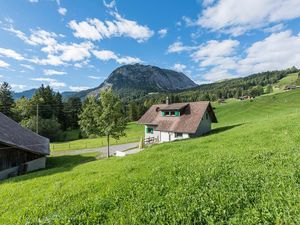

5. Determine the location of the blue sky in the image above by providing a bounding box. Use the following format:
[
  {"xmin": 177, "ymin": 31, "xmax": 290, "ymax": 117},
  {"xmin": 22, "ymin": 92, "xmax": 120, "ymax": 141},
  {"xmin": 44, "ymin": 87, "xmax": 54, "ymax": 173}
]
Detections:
[{"xmin": 1, "ymin": 0, "xmax": 300, "ymax": 92}]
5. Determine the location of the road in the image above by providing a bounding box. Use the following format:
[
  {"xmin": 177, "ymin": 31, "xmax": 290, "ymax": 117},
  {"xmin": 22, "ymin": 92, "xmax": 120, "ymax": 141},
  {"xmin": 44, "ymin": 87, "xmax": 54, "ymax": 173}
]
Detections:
[{"xmin": 51, "ymin": 142, "xmax": 139, "ymax": 156}]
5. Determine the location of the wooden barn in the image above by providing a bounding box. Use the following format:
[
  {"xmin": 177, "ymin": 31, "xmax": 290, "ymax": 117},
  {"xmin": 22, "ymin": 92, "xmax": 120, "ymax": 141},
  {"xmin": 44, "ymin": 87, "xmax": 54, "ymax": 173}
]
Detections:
[{"xmin": 0, "ymin": 112, "xmax": 50, "ymax": 180}]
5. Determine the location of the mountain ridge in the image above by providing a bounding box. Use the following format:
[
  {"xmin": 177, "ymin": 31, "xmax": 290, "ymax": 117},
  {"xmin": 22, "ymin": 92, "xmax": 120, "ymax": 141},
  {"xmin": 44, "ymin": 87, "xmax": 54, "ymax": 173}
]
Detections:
[{"xmin": 14, "ymin": 64, "xmax": 198, "ymax": 101}]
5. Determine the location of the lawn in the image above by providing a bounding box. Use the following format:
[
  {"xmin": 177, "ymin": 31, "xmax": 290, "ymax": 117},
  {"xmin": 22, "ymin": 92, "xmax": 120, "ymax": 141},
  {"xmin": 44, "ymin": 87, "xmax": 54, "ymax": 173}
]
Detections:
[
  {"xmin": 1, "ymin": 90, "xmax": 300, "ymax": 224},
  {"xmin": 50, "ymin": 122, "xmax": 144, "ymax": 152},
  {"xmin": 277, "ymin": 72, "xmax": 299, "ymax": 88}
]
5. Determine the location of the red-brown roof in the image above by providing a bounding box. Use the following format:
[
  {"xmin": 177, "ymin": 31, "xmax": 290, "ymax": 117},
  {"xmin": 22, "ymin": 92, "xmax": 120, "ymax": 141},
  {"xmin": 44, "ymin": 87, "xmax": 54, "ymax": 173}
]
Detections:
[
  {"xmin": 138, "ymin": 101, "xmax": 217, "ymax": 134},
  {"xmin": 160, "ymin": 103, "xmax": 188, "ymax": 111}
]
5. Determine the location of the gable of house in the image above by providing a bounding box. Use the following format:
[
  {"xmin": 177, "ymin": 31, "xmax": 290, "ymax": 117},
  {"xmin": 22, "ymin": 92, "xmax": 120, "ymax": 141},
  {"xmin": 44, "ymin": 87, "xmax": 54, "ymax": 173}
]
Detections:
[{"xmin": 138, "ymin": 101, "xmax": 217, "ymax": 134}]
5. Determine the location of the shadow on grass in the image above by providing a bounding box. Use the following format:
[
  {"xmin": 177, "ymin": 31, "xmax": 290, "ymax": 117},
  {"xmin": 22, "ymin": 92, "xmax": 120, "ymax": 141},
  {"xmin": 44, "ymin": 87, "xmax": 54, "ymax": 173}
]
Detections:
[
  {"xmin": 1, "ymin": 154, "xmax": 97, "ymax": 184},
  {"xmin": 211, "ymin": 123, "xmax": 244, "ymax": 135}
]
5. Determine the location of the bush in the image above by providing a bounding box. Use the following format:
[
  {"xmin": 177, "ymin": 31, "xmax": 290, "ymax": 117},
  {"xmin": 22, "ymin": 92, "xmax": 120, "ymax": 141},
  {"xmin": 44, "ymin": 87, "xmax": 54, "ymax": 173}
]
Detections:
[{"xmin": 21, "ymin": 116, "xmax": 62, "ymax": 141}]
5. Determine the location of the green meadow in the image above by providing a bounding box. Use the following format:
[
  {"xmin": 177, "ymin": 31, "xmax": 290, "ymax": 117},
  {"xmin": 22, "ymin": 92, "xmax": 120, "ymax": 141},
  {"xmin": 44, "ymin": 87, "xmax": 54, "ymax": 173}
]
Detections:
[
  {"xmin": 1, "ymin": 89, "xmax": 300, "ymax": 224},
  {"xmin": 50, "ymin": 122, "xmax": 144, "ymax": 152}
]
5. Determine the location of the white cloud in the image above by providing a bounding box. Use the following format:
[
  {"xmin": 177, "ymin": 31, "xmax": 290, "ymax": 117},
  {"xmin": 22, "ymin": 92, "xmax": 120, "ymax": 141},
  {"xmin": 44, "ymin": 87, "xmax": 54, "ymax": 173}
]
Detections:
[
  {"xmin": 263, "ymin": 23, "xmax": 285, "ymax": 33},
  {"xmin": 192, "ymin": 39, "xmax": 239, "ymax": 69},
  {"xmin": 74, "ymin": 60, "xmax": 89, "ymax": 68},
  {"xmin": 93, "ymin": 49, "xmax": 142, "ymax": 64},
  {"xmin": 69, "ymin": 12, "xmax": 154, "ymax": 42},
  {"xmin": 92, "ymin": 50, "xmax": 117, "ymax": 61},
  {"xmin": 182, "ymin": 16, "xmax": 195, "ymax": 27},
  {"xmin": 58, "ymin": 42, "xmax": 93, "ymax": 62},
  {"xmin": 0, "ymin": 48, "xmax": 24, "ymax": 60},
  {"xmin": 43, "ymin": 69, "xmax": 66, "ymax": 76},
  {"xmin": 0, "ymin": 74, "xmax": 3, "ymax": 78},
  {"xmin": 58, "ymin": 7, "xmax": 67, "ymax": 16},
  {"xmin": 172, "ymin": 63, "xmax": 186, "ymax": 73},
  {"xmin": 199, "ymin": 0, "xmax": 300, "ymax": 36},
  {"xmin": 69, "ymin": 86, "xmax": 90, "ymax": 91},
  {"xmin": 2, "ymin": 26, "xmax": 31, "ymax": 44},
  {"xmin": 30, "ymin": 41, "xmax": 93, "ymax": 66},
  {"xmin": 25, "ymin": 29, "xmax": 58, "ymax": 46},
  {"xmin": 50, "ymin": 81, "xmax": 66, "ymax": 88},
  {"xmin": 202, "ymin": 0, "xmax": 215, "ymax": 6},
  {"xmin": 29, "ymin": 0, "xmax": 38, "ymax": 2},
  {"xmin": 30, "ymin": 55, "xmax": 65, "ymax": 66},
  {"xmin": 103, "ymin": 0, "xmax": 116, "ymax": 9},
  {"xmin": 203, "ymin": 68, "xmax": 234, "ymax": 82},
  {"xmin": 88, "ymin": 76, "xmax": 101, "ymax": 80},
  {"xmin": 238, "ymin": 30, "xmax": 300, "ymax": 74},
  {"xmin": 158, "ymin": 29, "xmax": 167, "ymax": 38},
  {"xmin": 0, "ymin": 60, "xmax": 9, "ymax": 68},
  {"xmin": 21, "ymin": 64, "xmax": 34, "ymax": 70},
  {"xmin": 11, "ymin": 84, "xmax": 27, "ymax": 90},
  {"xmin": 31, "ymin": 77, "xmax": 66, "ymax": 88},
  {"xmin": 116, "ymin": 56, "xmax": 141, "ymax": 64},
  {"xmin": 31, "ymin": 77, "xmax": 55, "ymax": 82},
  {"xmin": 167, "ymin": 41, "xmax": 196, "ymax": 53}
]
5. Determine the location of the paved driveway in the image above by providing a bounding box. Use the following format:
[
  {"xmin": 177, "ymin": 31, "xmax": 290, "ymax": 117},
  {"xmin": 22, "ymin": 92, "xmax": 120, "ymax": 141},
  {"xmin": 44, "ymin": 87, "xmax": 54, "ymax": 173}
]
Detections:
[{"xmin": 51, "ymin": 142, "xmax": 139, "ymax": 156}]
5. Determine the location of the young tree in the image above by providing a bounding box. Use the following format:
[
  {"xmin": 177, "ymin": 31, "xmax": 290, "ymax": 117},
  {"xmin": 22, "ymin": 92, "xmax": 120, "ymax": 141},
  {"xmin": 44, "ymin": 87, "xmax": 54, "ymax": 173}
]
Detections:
[
  {"xmin": 0, "ymin": 82, "xmax": 14, "ymax": 118},
  {"xmin": 265, "ymin": 84, "xmax": 273, "ymax": 94},
  {"xmin": 79, "ymin": 89, "xmax": 126, "ymax": 157},
  {"xmin": 99, "ymin": 89, "xmax": 126, "ymax": 157}
]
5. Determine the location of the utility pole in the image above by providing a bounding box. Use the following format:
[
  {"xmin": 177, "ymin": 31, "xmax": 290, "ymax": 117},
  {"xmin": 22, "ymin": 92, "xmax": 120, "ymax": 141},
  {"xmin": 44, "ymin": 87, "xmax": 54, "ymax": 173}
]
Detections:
[{"xmin": 36, "ymin": 104, "xmax": 39, "ymax": 134}]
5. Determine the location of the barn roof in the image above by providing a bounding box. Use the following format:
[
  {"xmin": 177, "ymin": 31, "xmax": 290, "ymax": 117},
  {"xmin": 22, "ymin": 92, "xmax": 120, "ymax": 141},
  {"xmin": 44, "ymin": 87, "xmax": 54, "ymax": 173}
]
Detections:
[
  {"xmin": 0, "ymin": 112, "xmax": 50, "ymax": 155},
  {"xmin": 138, "ymin": 101, "xmax": 217, "ymax": 134}
]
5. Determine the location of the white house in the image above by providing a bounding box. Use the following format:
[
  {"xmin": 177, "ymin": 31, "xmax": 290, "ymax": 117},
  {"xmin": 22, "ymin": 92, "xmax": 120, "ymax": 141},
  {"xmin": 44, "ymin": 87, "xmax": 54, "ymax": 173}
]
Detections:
[{"xmin": 138, "ymin": 101, "xmax": 217, "ymax": 143}]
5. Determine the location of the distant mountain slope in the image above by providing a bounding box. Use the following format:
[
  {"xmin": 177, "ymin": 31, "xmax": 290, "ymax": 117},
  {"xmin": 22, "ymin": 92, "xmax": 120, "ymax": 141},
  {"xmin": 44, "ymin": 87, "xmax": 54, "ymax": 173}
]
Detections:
[
  {"xmin": 13, "ymin": 88, "xmax": 37, "ymax": 99},
  {"xmin": 73, "ymin": 64, "xmax": 198, "ymax": 101}
]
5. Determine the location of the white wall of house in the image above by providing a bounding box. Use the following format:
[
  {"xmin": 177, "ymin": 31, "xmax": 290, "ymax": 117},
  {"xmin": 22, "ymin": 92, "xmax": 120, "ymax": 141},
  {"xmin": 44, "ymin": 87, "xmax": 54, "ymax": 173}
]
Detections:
[
  {"xmin": 0, "ymin": 157, "xmax": 46, "ymax": 181},
  {"xmin": 192, "ymin": 110, "xmax": 212, "ymax": 137},
  {"xmin": 145, "ymin": 125, "xmax": 190, "ymax": 143},
  {"xmin": 160, "ymin": 131, "xmax": 189, "ymax": 143},
  {"xmin": 144, "ymin": 109, "xmax": 212, "ymax": 144},
  {"xmin": 145, "ymin": 125, "xmax": 160, "ymax": 141}
]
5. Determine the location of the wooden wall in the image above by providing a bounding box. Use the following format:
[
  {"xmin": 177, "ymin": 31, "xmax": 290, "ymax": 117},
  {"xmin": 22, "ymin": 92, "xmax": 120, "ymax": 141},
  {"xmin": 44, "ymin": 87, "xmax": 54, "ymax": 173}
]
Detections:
[{"xmin": 0, "ymin": 143, "xmax": 41, "ymax": 171}]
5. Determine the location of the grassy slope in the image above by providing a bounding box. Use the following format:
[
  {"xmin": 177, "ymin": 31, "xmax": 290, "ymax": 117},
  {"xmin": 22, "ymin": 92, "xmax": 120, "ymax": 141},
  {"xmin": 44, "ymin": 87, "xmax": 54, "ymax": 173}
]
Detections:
[
  {"xmin": 50, "ymin": 122, "xmax": 144, "ymax": 152},
  {"xmin": 277, "ymin": 72, "xmax": 298, "ymax": 88},
  {"xmin": 1, "ymin": 90, "xmax": 300, "ymax": 224}
]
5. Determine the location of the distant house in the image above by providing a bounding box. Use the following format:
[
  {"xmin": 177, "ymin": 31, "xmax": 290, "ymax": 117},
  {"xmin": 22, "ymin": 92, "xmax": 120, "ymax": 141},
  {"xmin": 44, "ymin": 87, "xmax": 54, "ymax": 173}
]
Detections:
[
  {"xmin": 284, "ymin": 85, "xmax": 299, "ymax": 91},
  {"xmin": 239, "ymin": 95, "xmax": 253, "ymax": 100},
  {"xmin": 138, "ymin": 100, "xmax": 217, "ymax": 143},
  {"xmin": 0, "ymin": 112, "xmax": 50, "ymax": 180}
]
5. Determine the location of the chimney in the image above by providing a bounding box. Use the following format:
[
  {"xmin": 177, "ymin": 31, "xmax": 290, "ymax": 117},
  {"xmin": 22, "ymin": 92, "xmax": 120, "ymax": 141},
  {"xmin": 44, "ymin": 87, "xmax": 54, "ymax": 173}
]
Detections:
[{"xmin": 166, "ymin": 96, "xmax": 170, "ymax": 105}]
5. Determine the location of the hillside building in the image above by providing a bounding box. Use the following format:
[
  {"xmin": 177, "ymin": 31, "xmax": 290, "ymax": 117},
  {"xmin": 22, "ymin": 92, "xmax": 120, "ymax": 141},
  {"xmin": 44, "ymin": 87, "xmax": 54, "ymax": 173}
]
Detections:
[
  {"xmin": 0, "ymin": 112, "xmax": 50, "ymax": 180},
  {"xmin": 138, "ymin": 100, "xmax": 217, "ymax": 143}
]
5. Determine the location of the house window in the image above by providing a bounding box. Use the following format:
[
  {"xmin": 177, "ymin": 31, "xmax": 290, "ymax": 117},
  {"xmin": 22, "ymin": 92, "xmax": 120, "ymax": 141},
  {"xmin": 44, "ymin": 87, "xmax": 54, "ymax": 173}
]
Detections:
[
  {"xmin": 175, "ymin": 132, "xmax": 183, "ymax": 138},
  {"xmin": 206, "ymin": 112, "xmax": 209, "ymax": 120},
  {"xmin": 146, "ymin": 127, "xmax": 154, "ymax": 134},
  {"xmin": 162, "ymin": 111, "xmax": 180, "ymax": 117}
]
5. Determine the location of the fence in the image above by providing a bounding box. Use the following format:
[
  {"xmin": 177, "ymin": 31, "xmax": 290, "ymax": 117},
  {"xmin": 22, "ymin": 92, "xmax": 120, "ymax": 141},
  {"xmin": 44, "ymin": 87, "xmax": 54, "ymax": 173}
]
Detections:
[{"xmin": 51, "ymin": 137, "xmax": 141, "ymax": 151}]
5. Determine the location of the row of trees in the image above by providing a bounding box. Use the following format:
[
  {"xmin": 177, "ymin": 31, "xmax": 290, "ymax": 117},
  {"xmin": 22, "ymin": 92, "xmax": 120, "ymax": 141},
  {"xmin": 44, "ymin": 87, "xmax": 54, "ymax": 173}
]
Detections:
[
  {"xmin": 0, "ymin": 83, "xmax": 127, "ymax": 154},
  {"xmin": 0, "ymin": 83, "xmax": 82, "ymax": 141}
]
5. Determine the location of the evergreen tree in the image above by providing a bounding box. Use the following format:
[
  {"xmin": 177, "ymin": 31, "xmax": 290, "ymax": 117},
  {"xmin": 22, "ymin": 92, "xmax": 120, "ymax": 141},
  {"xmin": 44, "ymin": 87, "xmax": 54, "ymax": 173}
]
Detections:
[
  {"xmin": 64, "ymin": 97, "xmax": 82, "ymax": 129},
  {"xmin": 0, "ymin": 82, "xmax": 14, "ymax": 117}
]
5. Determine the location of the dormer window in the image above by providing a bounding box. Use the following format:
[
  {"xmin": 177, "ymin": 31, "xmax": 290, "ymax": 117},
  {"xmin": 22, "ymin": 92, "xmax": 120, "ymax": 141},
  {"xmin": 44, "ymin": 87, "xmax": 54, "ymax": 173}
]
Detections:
[{"xmin": 162, "ymin": 111, "xmax": 181, "ymax": 117}]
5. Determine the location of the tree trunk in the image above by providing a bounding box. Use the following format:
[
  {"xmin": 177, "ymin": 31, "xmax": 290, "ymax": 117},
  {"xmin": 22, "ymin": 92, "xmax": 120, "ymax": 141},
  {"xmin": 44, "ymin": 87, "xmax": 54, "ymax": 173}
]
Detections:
[{"xmin": 107, "ymin": 135, "xmax": 110, "ymax": 158}]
